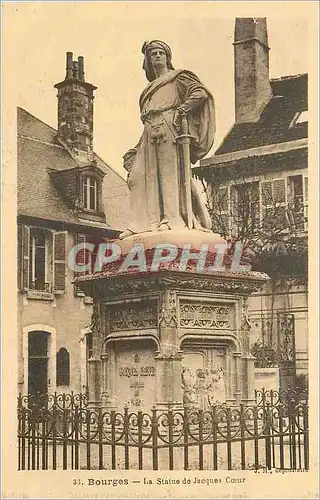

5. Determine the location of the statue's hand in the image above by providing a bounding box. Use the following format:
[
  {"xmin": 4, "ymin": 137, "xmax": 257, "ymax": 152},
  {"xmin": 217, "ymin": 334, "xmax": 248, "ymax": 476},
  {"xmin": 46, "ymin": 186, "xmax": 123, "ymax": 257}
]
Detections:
[{"xmin": 173, "ymin": 106, "xmax": 187, "ymax": 132}]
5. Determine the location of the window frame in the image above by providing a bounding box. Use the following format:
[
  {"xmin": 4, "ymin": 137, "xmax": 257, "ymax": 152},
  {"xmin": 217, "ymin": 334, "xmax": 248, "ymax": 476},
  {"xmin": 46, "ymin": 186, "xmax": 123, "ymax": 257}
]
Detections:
[
  {"xmin": 83, "ymin": 175, "xmax": 98, "ymax": 211},
  {"xmin": 28, "ymin": 228, "xmax": 51, "ymax": 292},
  {"xmin": 18, "ymin": 226, "xmax": 67, "ymax": 295}
]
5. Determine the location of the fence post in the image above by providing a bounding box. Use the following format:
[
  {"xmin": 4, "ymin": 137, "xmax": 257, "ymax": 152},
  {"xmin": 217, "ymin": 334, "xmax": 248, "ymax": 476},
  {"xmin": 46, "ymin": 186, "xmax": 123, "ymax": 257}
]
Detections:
[
  {"xmin": 226, "ymin": 407, "xmax": 232, "ymax": 470},
  {"xmin": 302, "ymin": 403, "xmax": 309, "ymax": 470},
  {"xmin": 41, "ymin": 412, "xmax": 47, "ymax": 470},
  {"xmin": 98, "ymin": 407, "xmax": 103, "ymax": 470},
  {"xmin": 183, "ymin": 407, "xmax": 189, "ymax": 471},
  {"xmin": 74, "ymin": 406, "xmax": 79, "ymax": 470},
  {"xmin": 30, "ymin": 407, "xmax": 36, "ymax": 470},
  {"xmin": 151, "ymin": 407, "xmax": 158, "ymax": 471},
  {"xmin": 111, "ymin": 410, "xmax": 116, "ymax": 470},
  {"xmin": 240, "ymin": 404, "xmax": 246, "ymax": 470},
  {"xmin": 18, "ymin": 396, "xmax": 26, "ymax": 471},
  {"xmin": 124, "ymin": 406, "xmax": 130, "ymax": 470},
  {"xmin": 168, "ymin": 405, "xmax": 174, "ymax": 470},
  {"xmin": 253, "ymin": 406, "xmax": 259, "ymax": 470},
  {"xmin": 198, "ymin": 409, "xmax": 204, "ymax": 471},
  {"xmin": 52, "ymin": 394, "xmax": 57, "ymax": 470},
  {"xmin": 137, "ymin": 411, "xmax": 143, "ymax": 470},
  {"xmin": 86, "ymin": 408, "xmax": 91, "ymax": 470},
  {"xmin": 264, "ymin": 403, "xmax": 272, "ymax": 470},
  {"xmin": 62, "ymin": 408, "xmax": 68, "ymax": 470},
  {"xmin": 289, "ymin": 399, "xmax": 297, "ymax": 469},
  {"xmin": 212, "ymin": 406, "xmax": 218, "ymax": 471},
  {"xmin": 278, "ymin": 403, "xmax": 284, "ymax": 470}
]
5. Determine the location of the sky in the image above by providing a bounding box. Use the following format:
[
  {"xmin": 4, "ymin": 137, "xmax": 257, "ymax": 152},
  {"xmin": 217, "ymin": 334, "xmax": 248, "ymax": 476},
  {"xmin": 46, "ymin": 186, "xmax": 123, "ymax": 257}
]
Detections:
[{"xmin": 5, "ymin": 3, "xmax": 308, "ymax": 178}]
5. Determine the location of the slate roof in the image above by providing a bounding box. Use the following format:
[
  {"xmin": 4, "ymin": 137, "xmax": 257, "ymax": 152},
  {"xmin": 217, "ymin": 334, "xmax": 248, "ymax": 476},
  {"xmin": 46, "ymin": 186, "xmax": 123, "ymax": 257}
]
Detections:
[
  {"xmin": 17, "ymin": 108, "xmax": 131, "ymax": 231},
  {"xmin": 214, "ymin": 74, "xmax": 308, "ymax": 156}
]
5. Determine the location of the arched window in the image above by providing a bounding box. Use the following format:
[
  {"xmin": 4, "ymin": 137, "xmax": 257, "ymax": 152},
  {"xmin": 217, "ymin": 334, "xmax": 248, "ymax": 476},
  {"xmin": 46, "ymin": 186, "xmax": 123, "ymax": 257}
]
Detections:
[{"xmin": 56, "ymin": 348, "xmax": 70, "ymax": 386}]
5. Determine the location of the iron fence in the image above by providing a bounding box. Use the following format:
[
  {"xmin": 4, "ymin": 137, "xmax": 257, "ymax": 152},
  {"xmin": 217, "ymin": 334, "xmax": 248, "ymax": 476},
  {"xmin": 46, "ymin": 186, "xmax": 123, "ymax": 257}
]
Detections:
[{"xmin": 18, "ymin": 390, "xmax": 308, "ymax": 471}]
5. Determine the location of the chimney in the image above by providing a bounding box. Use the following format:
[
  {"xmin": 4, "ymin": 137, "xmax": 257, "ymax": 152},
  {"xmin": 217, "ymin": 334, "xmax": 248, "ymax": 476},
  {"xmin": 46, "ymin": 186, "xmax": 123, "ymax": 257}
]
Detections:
[
  {"xmin": 234, "ymin": 18, "xmax": 272, "ymax": 123},
  {"xmin": 54, "ymin": 52, "xmax": 97, "ymax": 158}
]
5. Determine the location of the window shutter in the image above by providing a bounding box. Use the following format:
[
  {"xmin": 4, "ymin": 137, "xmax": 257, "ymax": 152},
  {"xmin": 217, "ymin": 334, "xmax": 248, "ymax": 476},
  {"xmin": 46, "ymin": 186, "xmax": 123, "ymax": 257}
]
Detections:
[
  {"xmin": 304, "ymin": 176, "xmax": 308, "ymax": 228},
  {"xmin": 18, "ymin": 225, "xmax": 28, "ymax": 290},
  {"xmin": 53, "ymin": 231, "xmax": 67, "ymax": 292},
  {"xmin": 304, "ymin": 176, "xmax": 308, "ymax": 203},
  {"xmin": 273, "ymin": 179, "xmax": 286, "ymax": 204},
  {"xmin": 17, "ymin": 225, "xmax": 22, "ymax": 290},
  {"xmin": 74, "ymin": 234, "xmax": 86, "ymax": 296},
  {"xmin": 19, "ymin": 225, "xmax": 30, "ymax": 291},
  {"xmin": 261, "ymin": 181, "xmax": 273, "ymax": 207}
]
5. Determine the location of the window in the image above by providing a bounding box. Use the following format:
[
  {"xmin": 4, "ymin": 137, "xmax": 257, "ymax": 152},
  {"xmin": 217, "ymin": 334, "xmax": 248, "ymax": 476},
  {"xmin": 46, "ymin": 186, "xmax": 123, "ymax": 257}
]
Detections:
[
  {"xmin": 18, "ymin": 227, "xmax": 67, "ymax": 293},
  {"xmin": 236, "ymin": 182, "xmax": 260, "ymax": 222},
  {"xmin": 56, "ymin": 348, "xmax": 70, "ymax": 386},
  {"xmin": 230, "ymin": 182, "xmax": 260, "ymax": 237},
  {"xmin": 286, "ymin": 175, "xmax": 307, "ymax": 232},
  {"xmin": 261, "ymin": 178, "xmax": 286, "ymax": 231},
  {"xmin": 83, "ymin": 176, "xmax": 98, "ymax": 211},
  {"xmin": 211, "ymin": 175, "xmax": 307, "ymax": 239},
  {"xmin": 74, "ymin": 234, "xmax": 98, "ymax": 296},
  {"xmin": 29, "ymin": 228, "xmax": 50, "ymax": 291}
]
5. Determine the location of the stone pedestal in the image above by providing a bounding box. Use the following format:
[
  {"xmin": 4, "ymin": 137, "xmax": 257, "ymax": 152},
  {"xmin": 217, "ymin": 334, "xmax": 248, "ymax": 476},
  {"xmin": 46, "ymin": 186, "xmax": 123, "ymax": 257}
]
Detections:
[{"xmin": 75, "ymin": 229, "xmax": 269, "ymax": 411}]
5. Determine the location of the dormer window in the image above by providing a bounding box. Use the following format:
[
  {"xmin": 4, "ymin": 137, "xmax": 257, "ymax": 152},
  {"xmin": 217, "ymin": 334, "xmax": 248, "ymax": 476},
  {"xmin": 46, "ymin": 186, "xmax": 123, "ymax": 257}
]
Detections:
[
  {"xmin": 50, "ymin": 164, "xmax": 105, "ymax": 223},
  {"xmin": 83, "ymin": 175, "xmax": 97, "ymax": 211}
]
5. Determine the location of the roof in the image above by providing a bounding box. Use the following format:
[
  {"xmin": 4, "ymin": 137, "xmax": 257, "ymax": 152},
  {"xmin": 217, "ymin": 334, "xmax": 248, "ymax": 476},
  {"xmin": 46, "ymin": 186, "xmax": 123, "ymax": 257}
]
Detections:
[
  {"xmin": 96, "ymin": 155, "xmax": 131, "ymax": 231},
  {"xmin": 17, "ymin": 108, "xmax": 131, "ymax": 231},
  {"xmin": 214, "ymin": 73, "xmax": 308, "ymax": 156}
]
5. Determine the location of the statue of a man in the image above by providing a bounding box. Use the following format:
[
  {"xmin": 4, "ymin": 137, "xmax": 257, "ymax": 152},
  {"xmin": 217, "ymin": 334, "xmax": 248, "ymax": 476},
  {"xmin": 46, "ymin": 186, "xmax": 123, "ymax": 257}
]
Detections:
[{"xmin": 120, "ymin": 40, "xmax": 215, "ymax": 238}]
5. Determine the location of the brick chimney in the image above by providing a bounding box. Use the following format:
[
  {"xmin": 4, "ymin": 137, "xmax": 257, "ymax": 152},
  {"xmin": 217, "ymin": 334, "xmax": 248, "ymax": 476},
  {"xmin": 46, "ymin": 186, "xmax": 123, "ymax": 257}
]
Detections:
[
  {"xmin": 54, "ymin": 53, "xmax": 97, "ymax": 159},
  {"xmin": 234, "ymin": 18, "xmax": 272, "ymax": 123}
]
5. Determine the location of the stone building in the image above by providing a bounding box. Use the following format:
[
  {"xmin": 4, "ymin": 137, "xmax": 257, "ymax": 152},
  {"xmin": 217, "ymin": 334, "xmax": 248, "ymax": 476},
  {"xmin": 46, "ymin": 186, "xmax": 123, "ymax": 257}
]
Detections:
[
  {"xmin": 17, "ymin": 53, "xmax": 130, "ymax": 397},
  {"xmin": 194, "ymin": 18, "xmax": 308, "ymax": 390}
]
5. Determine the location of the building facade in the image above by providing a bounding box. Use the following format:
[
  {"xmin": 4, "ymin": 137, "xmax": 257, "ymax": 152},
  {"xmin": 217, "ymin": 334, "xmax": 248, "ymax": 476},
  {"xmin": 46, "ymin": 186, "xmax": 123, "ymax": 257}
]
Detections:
[
  {"xmin": 17, "ymin": 53, "xmax": 130, "ymax": 397},
  {"xmin": 194, "ymin": 18, "xmax": 308, "ymax": 390}
]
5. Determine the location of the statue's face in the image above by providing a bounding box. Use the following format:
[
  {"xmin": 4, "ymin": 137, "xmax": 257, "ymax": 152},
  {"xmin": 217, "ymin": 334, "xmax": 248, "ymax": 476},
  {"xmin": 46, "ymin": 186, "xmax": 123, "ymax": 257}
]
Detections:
[{"xmin": 149, "ymin": 48, "xmax": 167, "ymax": 69}]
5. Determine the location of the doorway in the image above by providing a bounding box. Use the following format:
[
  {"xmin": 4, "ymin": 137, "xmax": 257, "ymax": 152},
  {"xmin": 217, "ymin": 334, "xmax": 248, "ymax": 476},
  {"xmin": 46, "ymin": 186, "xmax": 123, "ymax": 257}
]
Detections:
[{"xmin": 28, "ymin": 331, "xmax": 49, "ymax": 397}]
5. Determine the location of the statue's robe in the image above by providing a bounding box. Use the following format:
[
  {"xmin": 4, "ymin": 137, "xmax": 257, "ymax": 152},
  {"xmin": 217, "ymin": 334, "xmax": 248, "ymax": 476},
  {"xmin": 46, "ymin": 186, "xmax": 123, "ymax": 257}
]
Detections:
[{"xmin": 124, "ymin": 69, "xmax": 215, "ymax": 233}]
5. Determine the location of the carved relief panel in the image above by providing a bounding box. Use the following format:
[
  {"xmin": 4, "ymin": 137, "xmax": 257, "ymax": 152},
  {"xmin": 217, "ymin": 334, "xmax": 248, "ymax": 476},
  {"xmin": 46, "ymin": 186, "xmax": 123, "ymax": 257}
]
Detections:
[
  {"xmin": 179, "ymin": 301, "xmax": 233, "ymax": 330},
  {"xmin": 108, "ymin": 300, "xmax": 158, "ymax": 332},
  {"xmin": 181, "ymin": 347, "xmax": 228, "ymax": 410}
]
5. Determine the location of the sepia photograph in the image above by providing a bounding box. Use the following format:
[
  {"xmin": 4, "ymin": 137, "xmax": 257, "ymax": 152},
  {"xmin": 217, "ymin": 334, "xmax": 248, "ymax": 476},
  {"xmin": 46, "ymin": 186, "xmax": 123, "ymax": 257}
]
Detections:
[{"xmin": 1, "ymin": 2, "xmax": 318, "ymax": 498}]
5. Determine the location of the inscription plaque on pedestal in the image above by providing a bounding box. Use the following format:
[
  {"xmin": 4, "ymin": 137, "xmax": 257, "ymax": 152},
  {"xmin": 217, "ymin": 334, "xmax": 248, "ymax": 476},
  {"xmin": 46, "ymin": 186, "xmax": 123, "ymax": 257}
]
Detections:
[{"xmin": 114, "ymin": 341, "xmax": 156, "ymax": 410}]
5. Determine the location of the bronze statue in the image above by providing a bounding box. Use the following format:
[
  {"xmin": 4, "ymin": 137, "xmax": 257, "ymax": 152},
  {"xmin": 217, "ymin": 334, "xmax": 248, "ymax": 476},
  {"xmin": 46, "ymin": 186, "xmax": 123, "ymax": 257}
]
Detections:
[{"xmin": 120, "ymin": 40, "xmax": 215, "ymax": 238}]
